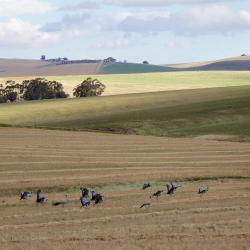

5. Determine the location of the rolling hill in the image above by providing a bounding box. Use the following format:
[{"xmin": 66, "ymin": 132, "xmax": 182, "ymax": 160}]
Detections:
[
  {"xmin": 166, "ymin": 55, "xmax": 250, "ymax": 71},
  {"xmin": 99, "ymin": 62, "xmax": 178, "ymax": 74},
  {"xmin": 1, "ymin": 86, "xmax": 250, "ymax": 140},
  {"xmin": 0, "ymin": 58, "xmax": 102, "ymax": 77},
  {"xmin": 1, "ymin": 55, "xmax": 250, "ymax": 77}
]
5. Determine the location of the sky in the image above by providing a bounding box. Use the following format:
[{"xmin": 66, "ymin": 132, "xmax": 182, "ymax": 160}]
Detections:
[{"xmin": 0, "ymin": 0, "xmax": 250, "ymax": 64}]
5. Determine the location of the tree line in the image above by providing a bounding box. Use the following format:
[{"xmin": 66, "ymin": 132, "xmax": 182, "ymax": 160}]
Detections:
[{"xmin": 0, "ymin": 77, "xmax": 106, "ymax": 103}]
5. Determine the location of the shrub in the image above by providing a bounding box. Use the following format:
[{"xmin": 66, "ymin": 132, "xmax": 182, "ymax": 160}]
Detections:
[{"xmin": 73, "ymin": 78, "xmax": 106, "ymax": 98}]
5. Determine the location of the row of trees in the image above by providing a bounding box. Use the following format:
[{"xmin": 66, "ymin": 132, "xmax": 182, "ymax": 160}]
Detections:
[{"xmin": 0, "ymin": 78, "xmax": 106, "ymax": 103}]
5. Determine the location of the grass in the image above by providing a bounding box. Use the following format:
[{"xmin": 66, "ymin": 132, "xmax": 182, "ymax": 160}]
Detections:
[
  {"xmin": 1, "ymin": 71, "xmax": 250, "ymax": 96},
  {"xmin": 0, "ymin": 86, "xmax": 250, "ymax": 139}
]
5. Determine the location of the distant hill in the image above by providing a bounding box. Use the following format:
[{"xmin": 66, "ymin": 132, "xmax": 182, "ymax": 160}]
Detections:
[
  {"xmin": 0, "ymin": 58, "xmax": 102, "ymax": 77},
  {"xmin": 1, "ymin": 55, "xmax": 250, "ymax": 78},
  {"xmin": 99, "ymin": 62, "xmax": 178, "ymax": 74},
  {"xmin": 165, "ymin": 55, "xmax": 250, "ymax": 71}
]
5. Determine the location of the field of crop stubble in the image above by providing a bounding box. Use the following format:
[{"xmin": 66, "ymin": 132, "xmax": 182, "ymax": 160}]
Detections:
[{"xmin": 0, "ymin": 128, "xmax": 249, "ymax": 250}]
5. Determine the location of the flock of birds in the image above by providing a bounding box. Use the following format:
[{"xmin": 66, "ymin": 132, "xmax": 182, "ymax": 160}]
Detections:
[
  {"xmin": 139, "ymin": 182, "xmax": 208, "ymax": 208},
  {"xmin": 19, "ymin": 182, "xmax": 208, "ymax": 209},
  {"xmin": 19, "ymin": 187, "xmax": 104, "ymax": 207}
]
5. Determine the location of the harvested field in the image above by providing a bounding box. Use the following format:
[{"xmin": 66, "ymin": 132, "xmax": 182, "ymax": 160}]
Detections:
[
  {"xmin": 0, "ymin": 58, "xmax": 102, "ymax": 77},
  {"xmin": 0, "ymin": 128, "xmax": 249, "ymax": 249}
]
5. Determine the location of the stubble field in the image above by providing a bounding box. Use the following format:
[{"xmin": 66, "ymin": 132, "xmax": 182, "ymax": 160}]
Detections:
[{"xmin": 0, "ymin": 128, "xmax": 249, "ymax": 250}]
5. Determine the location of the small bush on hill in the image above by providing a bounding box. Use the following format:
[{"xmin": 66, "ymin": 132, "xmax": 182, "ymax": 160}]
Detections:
[{"xmin": 73, "ymin": 78, "xmax": 106, "ymax": 97}]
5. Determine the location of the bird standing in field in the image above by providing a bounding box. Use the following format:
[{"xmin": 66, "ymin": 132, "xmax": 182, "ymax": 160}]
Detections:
[
  {"xmin": 93, "ymin": 193, "xmax": 103, "ymax": 204},
  {"xmin": 140, "ymin": 201, "xmax": 151, "ymax": 208},
  {"xmin": 80, "ymin": 187, "xmax": 89, "ymax": 198},
  {"xmin": 151, "ymin": 190, "xmax": 164, "ymax": 200},
  {"xmin": 36, "ymin": 190, "xmax": 47, "ymax": 204},
  {"xmin": 53, "ymin": 195, "xmax": 69, "ymax": 207},
  {"xmin": 91, "ymin": 191, "xmax": 97, "ymax": 201},
  {"xmin": 80, "ymin": 196, "xmax": 90, "ymax": 208},
  {"xmin": 20, "ymin": 191, "xmax": 32, "ymax": 200},
  {"xmin": 142, "ymin": 183, "xmax": 151, "ymax": 190},
  {"xmin": 198, "ymin": 187, "xmax": 208, "ymax": 196},
  {"xmin": 80, "ymin": 187, "xmax": 91, "ymax": 208}
]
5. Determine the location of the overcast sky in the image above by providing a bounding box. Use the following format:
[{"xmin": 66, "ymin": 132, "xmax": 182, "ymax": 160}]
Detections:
[{"xmin": 0, "ymin": 0, "xmax": 249, "ymax": 64}]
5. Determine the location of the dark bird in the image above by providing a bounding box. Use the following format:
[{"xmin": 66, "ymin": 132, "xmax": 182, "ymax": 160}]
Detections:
[
  {"xmin": 93, "ymin": 193, "xmax": 103, "ymax": 204},
  {"xmin": 20, "ymin": 191, "xmax": 32, "ymax": 200},
  {"xmin": 198, "ymin": 187, "xmax": 208, "ymax": 195},
  {"xmin": 91, "ymin": 191, "xmax": 97, "ymax": 201},
  {"xmin": 142, "ymin": 183, "xmax": 151, "ymax": 190},
  {"xmin": 80, "ymin": 196, "xmax": 90, "ymax": 208},
  {"xmin": 80, "ymin": 187, "xmax": 89, "ymax": 198},
  {"xmin": 151, "ymin": 190, "xmax": 164, "ymax": 199},
  {"xmin": 166, "ymin": 182, "xmax": 181, "ymax": 195},
  {"xmin": 36, "ymin": 190, "xmax": 47, "ymax": 204},
  {"xmin": 140, "ymin": 201, "xmax": 151, "ymax": 208},
  {"xmin": 53, "ymin": 195, "xmax": 69, "ymax": 207}
]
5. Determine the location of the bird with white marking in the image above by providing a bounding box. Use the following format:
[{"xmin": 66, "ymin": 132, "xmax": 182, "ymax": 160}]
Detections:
[{"xmin": 19, "ymin": 191, "xmax": 32, "ymax": 200}]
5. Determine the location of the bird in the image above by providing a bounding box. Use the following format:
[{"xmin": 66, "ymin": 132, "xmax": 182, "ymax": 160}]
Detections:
[
  {"xmin": 198, "ymin": 187, "xmax": 208, "ymax": 196},
  {"xmin": 151, "ymin": 190, "xmax": 164, "ymax": 199},
  {"xmin": 80, "ymin": 196, "xmax": 90, "ymax": 208},
  {"xmin": 36, "ymin": 190, "xmax": 47, "ymax": 204},
  {"xmin": 93, "ymin": 193, "xmax": 103, "ymax": 204},
  {"xmin": 142, "ymin": 183, "xmax": 151, "ymax": 190},
  {"xmin": 166, "ymin": 182, "xmax": 181, "ymax": 195},
  {"xmin": 53, "ymin": 195, "xmax": 69, "ymax": 207},
  {"xmin": 19, "ymin": 191, "xmax": 32, "ymax": 200},
  {"xmin": 140, "ymin": 201, "xmax": 151, "ymax": 208},
  {"xmin": 80, "ymin": 187, "xmax": 89, "ymax": 198},
  {"xmin": 91, "ymin": 191, "xmax": 97, "ymax": 201}
]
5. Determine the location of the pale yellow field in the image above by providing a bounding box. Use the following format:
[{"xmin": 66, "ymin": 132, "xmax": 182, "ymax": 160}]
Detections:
[
  {"xmin": 1, "ymin": 71, "xmax": 250, "ymax": 96},
  {"xmin": 0, "ymin": 128, "xmax": 249, "ymax": 250}
]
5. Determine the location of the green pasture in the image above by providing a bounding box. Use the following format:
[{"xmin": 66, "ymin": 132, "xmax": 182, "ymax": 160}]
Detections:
[{"xmin": 1, "ymin": 86, "xmax": 250, "ymax": 139}]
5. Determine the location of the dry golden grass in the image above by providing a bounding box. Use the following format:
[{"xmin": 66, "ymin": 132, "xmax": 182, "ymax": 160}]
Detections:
[{"xmin": 0, "ymin": 128, "xmax": 249, "ymax": 250}]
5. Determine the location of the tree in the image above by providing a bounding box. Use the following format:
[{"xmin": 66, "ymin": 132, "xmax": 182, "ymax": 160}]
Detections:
[
  {"xmin": 21, "ymin": 78, "xmax": 69, "ymax": 100},
  {"xmin": 73, "ymin": 78, "xmax": 106, "ymax": 98},
  {"xmin": 0, "ymin": 80, "xmax": 21, "ymax": 103},
  {"xmin": 4, "ymin": 80, "xmax": 21, "ymax": 102},
  {"xmin": 0, "ymin": 84, "xmax": 7, "ymax": 103}
]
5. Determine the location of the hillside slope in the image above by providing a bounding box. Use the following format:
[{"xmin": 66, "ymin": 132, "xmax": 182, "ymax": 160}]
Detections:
[
  {"xmin": 2, "ymin": 71, "xmax": 250, "ymax": 97},
  {"xmin": 0, "ymin": 58, "xmax": 102, "ymax": 77},
  {"xmin": 99, "ymin": 62, "xmax": 177, "ymax": 74},
  {"xmin": 166, "ymin": 56, "xmax": 250, "ymax": 71},
  {"xmin": 189, "ymin": 60, "xmax": 250, "ymax": 71},
  {"xmin": 1, "ymin": 86, "xmax": 250, "ymax": 140}
]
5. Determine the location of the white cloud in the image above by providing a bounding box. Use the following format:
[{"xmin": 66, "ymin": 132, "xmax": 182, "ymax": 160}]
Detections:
[
  {"xmin": 41, "ymin": 14, "xmax": 92, "ymax": 32},
  {"xmin": 0, "ymin": 18, "xmax": 59, "ymax": 48},
  {"xmin": 166, "ymin": 41, "xmax": 177, "ymax": 48},
  {"xmin": 93, "ymin": 35, "xmax": 131, "ymax": 49},
  {"xmin": 117, "ymin": 5, "xmax": 250, "ymax": 35},
  {"xmin": 0, "ymin": 0, "xmax": 55, "ymax": 17},
  {"xmin": 60, "ymin": 1, "xmax": 100, "ymax": 11},
  {"xmin": 103, "ymin": 0, "xmax": 236, "ymax": 7}
]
